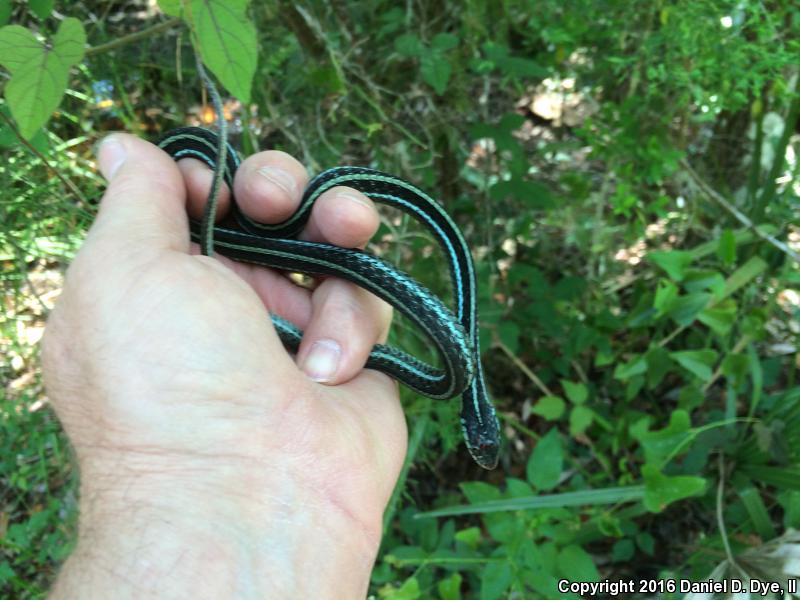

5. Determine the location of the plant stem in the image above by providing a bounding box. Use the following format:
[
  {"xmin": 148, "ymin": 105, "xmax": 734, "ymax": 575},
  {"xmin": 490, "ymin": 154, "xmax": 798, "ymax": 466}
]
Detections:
[
  {"xmin": 681, "ymin": 158, "xmax": 800, "ymax": 264},
  {"xmin": 496, "ymin": 340, "xmax": 554, "ymax": 396},
  {"xmin": 0, "ymin": 110, "xmax": 87, "ymax": 205},
  {"xmin": 85, "ymin": 17, "xmax": 183, "ymax": 57}
]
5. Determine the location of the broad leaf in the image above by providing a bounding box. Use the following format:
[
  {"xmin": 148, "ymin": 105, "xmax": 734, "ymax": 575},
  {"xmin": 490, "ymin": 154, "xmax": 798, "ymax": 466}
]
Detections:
[
  {"xmin": 666, "ymin": 292, "xmax": 711, "ymax": 326},
  {"xmin": 642, "ymin": 464, "xmax": 706, "ymax": 512},
  {"xmin": 193, "ymin": 0, "xmax": 257, "ymax": 102},
  {"xmin": 698, "ymin": 299, "xmax": 737, "ymax": 336},
  {"xmin": 569, "ymin": 405, "xmax": 594, "ymax": 436},
  {"xmin": 614, "ymin": 354, "xmax": 647, "ymax": 381},
  {"xmin": 0, "ymin": 26, "xmax": 47, "ymax": 73},
  {"xmin": 394, "ymin": 33, "xmax": 423, "ymax": 57},
  {"xmin": 431, "ymin": 32, "xmax": 458, "ymax": 52},
  {"xmin": 0, "ymin": 18, "xmax": 86, "ymax": 138},
  {"xmin": 526, "ymin": 429, "xmax": 563, "ymax": 490},
  {"xmin": 480, "ymin": 562, "xmax": 512, "ymax": 600},
  {"xmin": 654, "ymin": 279, "xmax": 678, "ymax": 315},
  {"xmin": 648, "ymin": 250, "xmax": 693, "ymax": 281},
  {"xmin": 531, "ymin": 395, "xmax": 565, "ymax": 421},
  {"xmin": 389, "ymin": 577, "xmax": 421, "ymax": 600},
  {"xmin": 631, "ymin": 409, "xmax": 691, "ymax": 466},
  {"xmin": 497, "ymin": 320, "xmax": 519, "ymax": 353},
  {"xmin": 0, "ymin": 1, "xmax": 10, "ymax": 26},
  {"xmin": 561, "ymin": 380, "xmax": 588, "ymax": 404},
  {"xmin": 421, "ymin": 51, "xmax": 451, "ymax": 95},
  {"xmin": 438, "ymin": 573, "xmax": 462, "ymax": 600},
  {"xmin": 558, "ymin": 545, "xmax": 600, "ymax": 582},
  {"xmin": 158, "ymin": 0, "xmax": 183, "ymax": 16},
  {"xmin": 670, "ymin": 349, "xmax": 717, "ymax": 381},
  {"xmin": 29, "ymin": 0, "xmax": 54, "ymax": 19}
]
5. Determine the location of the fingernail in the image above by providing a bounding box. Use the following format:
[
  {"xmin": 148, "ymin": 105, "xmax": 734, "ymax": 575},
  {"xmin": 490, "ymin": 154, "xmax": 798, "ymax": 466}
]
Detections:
[
  {"xmin": 257, "ymin": 166, "xmax": 297, "ymax": 196},
  {"xmin": 301, "ymin": 339, "xmax": 341, "ymax": 383},
  {"xmin": 96, "ymin": 135, "xmax": 127, "ymax": 180},
  {"xmin": 336, "ymin": 191, "xmax": 373, "ymax": 210}
]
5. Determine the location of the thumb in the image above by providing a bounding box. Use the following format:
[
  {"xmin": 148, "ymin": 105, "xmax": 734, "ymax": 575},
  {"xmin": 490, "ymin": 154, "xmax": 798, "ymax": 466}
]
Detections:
[{"xmin": 91, "ymin": 133, "xmax": 190, "ymax": 253}]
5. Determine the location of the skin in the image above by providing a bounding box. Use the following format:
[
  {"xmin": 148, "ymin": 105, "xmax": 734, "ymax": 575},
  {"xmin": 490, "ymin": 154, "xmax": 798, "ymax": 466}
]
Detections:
[{"xmin": 42, "ymin": 134, "xmax": 407, "ymax": 599}]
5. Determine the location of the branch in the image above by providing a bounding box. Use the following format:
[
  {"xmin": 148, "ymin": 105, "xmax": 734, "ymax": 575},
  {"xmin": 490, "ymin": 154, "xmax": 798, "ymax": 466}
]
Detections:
[
  {"xmin": 0, "ymin": 110, "xmax": 87, "ymax": 205},
  {"xmin": 495, "ymin": 340, "xmax": 554, "ymax": 397},
  {"xmin": 85, "ymin": 17, "xmax": 183, "ymax": 57},
  {"xmin": 681, "ymin": 158, "xmax": 800, "ymax": 264}
]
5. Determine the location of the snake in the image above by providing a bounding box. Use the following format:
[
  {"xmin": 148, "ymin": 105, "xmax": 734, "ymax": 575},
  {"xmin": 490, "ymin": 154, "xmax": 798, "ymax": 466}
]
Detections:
[{"xmin": 157, "ymin": 126, "xmax": 501, "ymax": 469}]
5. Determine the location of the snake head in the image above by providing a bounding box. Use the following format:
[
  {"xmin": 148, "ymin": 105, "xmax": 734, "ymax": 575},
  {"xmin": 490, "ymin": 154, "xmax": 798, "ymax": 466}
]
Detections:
[
  {"xmin": 467, "ymin": 436, "xmax": 500, "ymax": 470},
  {"xmin": 460, "ymin": 378, "xmax": 501, "ymax": 469}
]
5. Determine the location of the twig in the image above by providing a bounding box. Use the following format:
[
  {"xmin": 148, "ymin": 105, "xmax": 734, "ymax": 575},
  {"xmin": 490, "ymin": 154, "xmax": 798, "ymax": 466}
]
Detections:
[
  {"xmin": 681, "ymin": 158, "xmax": 800, "ymax": 264},
  {"xmin": 495, "ymin": 340, "xmax": 554, "ymax": 396},
  {"xmin": 716, "ymin": 454, "xmax": 747, "ymax": 578},
  {"xmin": 0, "ymin": 110, "xmax": 87, "ymax": 204},
  {"xmin": 85, "ymin": 17, "xmax": 183, "ymax": 57}
]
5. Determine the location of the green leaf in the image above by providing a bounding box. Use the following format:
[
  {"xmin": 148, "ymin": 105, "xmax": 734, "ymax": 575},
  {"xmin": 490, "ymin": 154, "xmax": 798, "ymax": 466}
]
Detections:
[
  {"xmin": 480, "ymin": 562, "xmax": 512, "ymax": 600},
  {"xmin": 636, "ymin": 532, "xmax": 655, "ymax": 555},
  {"xmin": 569, "ymin": 405, "xmax": 594, "ymax": 436},
  {"xmin": 421, "ymin": 51, "xmax": 451, "ymax": 95},
  {"xmin": 738, "ymin": 486, "xmax": 777, "ymax": 540},
  {"xmin": 669, "ymin": 349, "xmax": 718, "ymax": 381},
  {"xmin": 645, "ymin": 346, "xmax": 672, "ymax": 388},
  {"xmin": 531, "ymin": 395, "xmax": 566, "ymax": 421},
  {"xmin": 558, "ymin": 545, "xmax": 600, "ymax": 582},
  {"xmin": 653, "ymin": 279, "xmax": 678, "ymax": 315},
  {"xmin": 741, "ymin": 466, "xmax": 800, "ymax": 490},
  {"xmin": 395, "ymin": 33, "xmax": 423, "ymax": 57},
  {"xmin": 721, "ymin": 256, "xmax": 767, "ymax": 299},
  {"xmin": 0, "ymin": 0, "xmax": 12, "ymax": 26},
  {"xmin": 497, "ymin": 320, "xmax": 519, "ymax": 354},
  {"xmin": 0, "ymin": 25, "xmax": 45, "ymax": 73},
  {"xmin": 0, "ymin": 18, "xmax": 86, "ymax": 139},
  {"xmin": 526, "ymin": 429, "xmax": 563, "ymax": 490},
  {"xmin": 631, "ymin": 410, "xmax": 692, "ymax": 467},
  {"xmin": 29, "ymin": 0, "xmax": 53, "ymax": 19},
  {"xmin": 722, "ymin": 353, "xmax": 748, "ymax": 386},
  {"xmin": 683, "ymin": 269, "xmax": 725, "ymax": 299},
  {"xmin": 454, "ymin": 527, "xmax": 481, "ymax": 549},
  {"xmin": 158, "ymin": 0, "xmax": 183, "ymax": 16},
  {"xmin": 612, "ymin": 539, "xmax": 635, "ymax": 562},
  {"xmin": 561, "ymin": 380, "xmax": 588, "ymax": 404},
  {"xmin": 666, "ymin": 292, "xmax": 711, "ymax": 326},
  {"xmin": 483, "ymin": 41, "xmax": 548, "ymax": 78},
  {"xmin": 614, "ymin": 354, "xmax": 647, "ymax": 381},
  {"xmin": 648, "ymin": 250, "xmax": 693, "ymax": 281},
  {"xmin": 389, "ymin": 577, "xmax": 421, "ymax": 600},
  {"xmin": 460, "ymin": 481, "xmax": 501, "ymax": 504},
  {"xmin": 416, "ymin": 486, "xmax": 646, "ymax": 518},
  {"xmin": 642, "ymin": 464, "xmax": 706, "ymax": 512},
  {"xmin": 431, "ymin": 32, "xmax": 458, "ymax": 52},
  {"xmin": 698, "ymin": 299, "xmax": 737, "ymax": 336},
  {"xmin": 192, "ymin": 0, "xmax": 257, "ymax": 103},
  {"xmin": 438, "ymin": 573, "xmax": 462, "ymax": 600},
  {"xmin": 717, "ymin": 229, "xmax": 736, "ymax": 265}
]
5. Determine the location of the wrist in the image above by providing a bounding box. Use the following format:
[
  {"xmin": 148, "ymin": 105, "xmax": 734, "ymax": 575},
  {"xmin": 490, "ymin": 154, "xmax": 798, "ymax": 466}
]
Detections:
[{"xmin": 52, "ymin": 451, "xmax": 379, "ymax": 599}]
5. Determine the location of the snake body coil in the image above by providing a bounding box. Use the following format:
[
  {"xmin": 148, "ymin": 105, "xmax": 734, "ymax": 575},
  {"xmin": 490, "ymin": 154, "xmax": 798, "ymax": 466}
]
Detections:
[{"xmin": 157, "ymin": 127, "xmax": 500, "ymax": 469}]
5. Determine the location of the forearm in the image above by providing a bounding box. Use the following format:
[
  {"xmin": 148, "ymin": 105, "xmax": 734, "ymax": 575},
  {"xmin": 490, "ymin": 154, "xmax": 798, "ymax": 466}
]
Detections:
[{"xmin": 50, "ymin": 456, "xmax": 378, "ymax": 599}]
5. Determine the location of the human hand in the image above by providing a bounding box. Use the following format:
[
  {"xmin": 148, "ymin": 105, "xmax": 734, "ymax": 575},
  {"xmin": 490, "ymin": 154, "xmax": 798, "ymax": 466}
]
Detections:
[{"xmin": 43, "ymin": 134, "xmax": 407, "ymax": 598}]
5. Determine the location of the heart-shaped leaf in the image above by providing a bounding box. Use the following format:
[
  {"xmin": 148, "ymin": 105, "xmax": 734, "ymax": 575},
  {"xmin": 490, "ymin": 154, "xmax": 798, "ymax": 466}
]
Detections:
[
  {"xmin": 192, "ymin": 0, "xmax": 257, "ymax": 103},
  {"xmin": 0, "ymin": 18, "xmax": 85, "ymax": 138}
]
